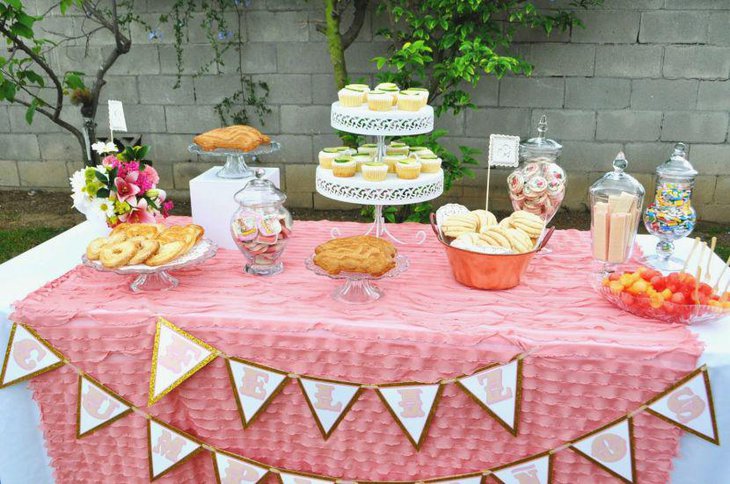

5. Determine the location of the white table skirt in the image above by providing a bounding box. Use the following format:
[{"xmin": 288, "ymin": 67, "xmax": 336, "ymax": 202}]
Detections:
[{"xmin": 0, "ymin": 224, "xmax": 728, "ymax": 484}]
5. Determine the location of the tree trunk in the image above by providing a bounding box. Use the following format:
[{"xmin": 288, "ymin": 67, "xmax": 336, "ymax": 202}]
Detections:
[{"xmin": 324, "ymin": 0, "xmax": 348, "ymax": 90}]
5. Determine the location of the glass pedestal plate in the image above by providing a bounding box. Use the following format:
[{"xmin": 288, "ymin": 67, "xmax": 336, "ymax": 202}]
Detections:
[{"xmin": 188, "ymin": 141, "xmax": 281, "ymax": 179}]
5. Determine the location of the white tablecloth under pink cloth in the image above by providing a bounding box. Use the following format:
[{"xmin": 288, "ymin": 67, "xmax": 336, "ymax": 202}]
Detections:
[{"xmin": 10, "ymin": 219, "xmax": 702, "ymax": 483}]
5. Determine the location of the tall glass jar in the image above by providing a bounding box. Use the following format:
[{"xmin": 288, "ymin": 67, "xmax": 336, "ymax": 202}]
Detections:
[
  {"xmin": 507, "ymin": 115, "xmax": 565, "ymax": 223},
  {"xmin": 643, "ymin": 142, "xmax": 697, "ymax": 271},
  {"xmin": 230, "ymin": 169, "xmax": 293, "ymax": 276},
  {"xmin": 589, "ymin": 152, "xmax": 645, "ymax": 269}
]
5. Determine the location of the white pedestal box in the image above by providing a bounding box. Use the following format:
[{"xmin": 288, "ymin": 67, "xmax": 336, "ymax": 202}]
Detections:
[{"xmin": 189, "ymin": 167, "xmax": 280, "ymax": 250}]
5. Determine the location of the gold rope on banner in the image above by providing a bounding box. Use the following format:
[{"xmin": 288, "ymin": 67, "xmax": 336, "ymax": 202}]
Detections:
[{"xmin": 0, "ymin": 322, "xmax": 721, "ymax": 483}]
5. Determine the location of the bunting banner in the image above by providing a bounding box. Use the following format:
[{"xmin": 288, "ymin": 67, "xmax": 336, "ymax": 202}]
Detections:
[
  {"xmin": 377, "ymin": 383, "xmax": 443, "ymax": 450},
  {"xmin": 77, "ymin": 374, "xmax": 133, "ymax": 438},
  {"xmin": 456, "ymin": 358, "xmax": 522, "ymax": 435},
  {"xmin": 491, "ymin": 453, "xmax": 552, "ymax": 484},
  {"xmin": 570, "ymin": 418, "xmax": 636, "ymax": 484},
  {"xmin": 0, "ymin": 323, "xmax": 64, "ymax": 388},
  {"xmin": 226, "ymin": 358, "xmax": 288, "ymax": 428},
  {"xmin": 148, "ymin": 318, "xmax": 219, "ymax": 405},
  {"xmin": 0, "ymin": 322, "xmax": 722, "ymax": 482},
  {"xmin": 645, "ymin": 367, "xmax": 719, "ymax": 445},
  {"xmin": 211, "ymin": 449, "xmax": 269, "ymax": 484},
  {"xmin": 148, "ymin": 418, "xmax": 203, "ymax": 480},
  {"xmin": 299, "ymin": 376, "xmax": 362, "ymax": 439}
]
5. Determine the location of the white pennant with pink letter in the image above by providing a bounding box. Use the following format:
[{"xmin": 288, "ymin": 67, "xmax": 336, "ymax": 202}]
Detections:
[
  {"xmin": 148, "ymin": 318, "xmax": 219, "ymax": 405},
  {"xmin": 279, "ymin": 471, "xmax": 334, "ymax": 484},
  {"xmin": 299, "ymin": 377, "xmax": 361, "ymax": 439},
  {"xmin": 1, "ymin": 323, "xmax": 64, "ymax": 387},
  {"xmin": 377, "ymin": 383, "xmax": 442, "ymax": 450},
  {"xmin": 212, "ymin": 450, "xmax": 269, "ymax": 484},
  {"xmin": 148, "ymin": 419, "xmax": 202, "ymax": 480},
  {"xmin": 77, "ymin": 375, "xmax": 132, "ymax": 438},
  {"xmin": 227, "ymin": 358, "xmax": 288, "ymax": 428},
  {"xmin": 457, "ymin": 359, "xmax": 522, "ymax": 434},
  {"xmin": 492, "ymin": 454, "xmax": 552, "ymax": 484},
  {"xmin": 570, "ymin": 418, "xmax": 635, "ymax": 483},
  {"xmin": 646, "ymin": 367, "xmax": 719, "ymax": 444},
  {"xmin": 426, "ymin": 474, "xmax": 483, "ymax": 484}
]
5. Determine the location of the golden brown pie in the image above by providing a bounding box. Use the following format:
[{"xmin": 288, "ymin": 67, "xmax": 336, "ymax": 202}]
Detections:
[
  {"xmin": 193, "ymin": 125, "xmax": 271, "ymax": 152},
  {"xmin": 313, "ymin": 235, "xmax": 397, "ymax": 277}
]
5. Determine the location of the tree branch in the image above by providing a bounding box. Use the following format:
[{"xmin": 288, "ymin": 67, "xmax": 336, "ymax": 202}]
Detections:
[
  {"xmin": 13, "ymin": 96, "xmax": 86, "ymax": 149},
  {"xmin": 341, "ymin": 0, "xmax": 368, "ymax": 49}
]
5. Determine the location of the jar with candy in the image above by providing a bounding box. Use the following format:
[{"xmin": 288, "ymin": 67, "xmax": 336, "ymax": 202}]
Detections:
[
  {"xmin": 230, "ymin": 169, "xmax": 293, "ymax": 276},
  {"xmin": 589, "ymin": 152, "xmax": 645, "ymax": 269},
  {"xmin": 507, "ymin": 115, "xmax": 565, "ymax": 223},
  {"xmin": 643, "ymin": 142, "xmax": 697, "ymax": 271}
]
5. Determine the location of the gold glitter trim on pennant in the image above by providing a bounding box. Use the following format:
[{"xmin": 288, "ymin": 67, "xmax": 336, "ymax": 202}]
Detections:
[
  {"xmin": 212, "ymin": 448, "xmax": 270, "ymax": 484},
  {"xmin": 0, "ymin": 323, "xmax": 65, "ymax": 388},
  {"xmin": 423, "ymin": 471, "xmax": 485, "ymax": 484},
  {"xmin": 297, "ymin": 374, "xmax": 363, "ymax": 440},
  {"xmin": 147, "ymin": 417, "xmax": 205, "ymax": 481},
  {"xmin": 148, "ymin": 317, "xmax": 220, "ymax": 406},
  {"xmin": 455, "ymin": 356, "xmax": 524, "ymax": 437},
  {"xmin": 376, "ymin": 381, "xmax": 444, "ymax": 451},
  {"xmin": 644, "ymin": 365, "xmax": 720, "ymax": 446},
  {"xmin": 278, "ymin": 468, "xmax": 336, "ymax": 484},
  {"xmin": 569, "ymin": 417, "xmax": 637, "ymax": 484},
  {"xmin": 76, "ymin": 373, "xmax": 134, "ymax": 439},
  {"xmin": 490, "ymin": 451, "xmax": 553, "ymax": 484},
  {"xmin": 226, "ymin": 357, "xmax": 290, "ymax": 429}
]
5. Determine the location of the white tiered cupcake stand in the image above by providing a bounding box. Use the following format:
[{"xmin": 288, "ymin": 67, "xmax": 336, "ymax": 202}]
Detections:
[{"xmin": 316, "ymin": 102, "xmax": 443, "ymax": 244}]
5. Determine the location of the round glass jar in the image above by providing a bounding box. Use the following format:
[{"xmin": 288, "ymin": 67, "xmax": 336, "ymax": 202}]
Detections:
[
  {"xmin": 643, "ymin": 142, "xmax": 697, "ymax": 271},
  {"xmin": 230, "ymin": 169, "xmax": 293, "ymax": 276},
  {"xmin": 507, "ymin": 115, "xmax": 565, "ymax": 223},
  {"xmin": 589, "ymin": 152, "xmax": 645, "ymax": 268}
]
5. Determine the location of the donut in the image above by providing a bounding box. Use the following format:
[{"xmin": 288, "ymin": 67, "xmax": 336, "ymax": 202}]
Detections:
[
  {"xmin": 145, "ymin": 241, "xmax": 185, "ymax": 266},
  {"xmin": 100, "ymin": 241, "xmax": 139, "ymax": 268},
  {"xmin": 86, "ymin": 237, "xmax": 109, "ymax": 261},
  {"xmin": 128, "ymin": 239, "xmax": 161, "ymax": 265}
]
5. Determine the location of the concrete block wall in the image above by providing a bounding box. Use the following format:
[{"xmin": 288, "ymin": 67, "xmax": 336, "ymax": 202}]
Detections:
[{"xmin": 1, "ymin": 0, "xmax": 729, "ymax": 221}]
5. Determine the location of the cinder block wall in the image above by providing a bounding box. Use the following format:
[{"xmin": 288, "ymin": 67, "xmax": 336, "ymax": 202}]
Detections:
[{"xmin": 1, "ymin": 0, "xmax": 729, "ymax": 221}]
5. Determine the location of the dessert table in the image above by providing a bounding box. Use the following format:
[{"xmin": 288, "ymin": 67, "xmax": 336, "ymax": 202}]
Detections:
[{"xmin": 0, "ymin": 220, "xmax": 728, "ymax": 484}]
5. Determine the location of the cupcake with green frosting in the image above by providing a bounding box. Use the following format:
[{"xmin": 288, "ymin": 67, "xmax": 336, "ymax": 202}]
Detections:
[
  {"xmin": 386, "ymin": 141, "xmax": 409, "ymax": 156},
  {"xmin": 396, "ymin": 158, "xmax": 422, "ymax": 180},
  {"xmin": 352, "ymin": 153, "xmax": 373, "ymax": 172},
  {"xmin": 338, "ymin": 85, "xmax": 367, "ymax": 107},
  {"xmin": 318, "ymin": 147, "xmax": 345, "ymax": 169},
  {"xmin": 357, "ymin": 143, "xmax": 378, "ymax": 156},
  {"xmin": 332, "ymin": 156, "xmax": 356, "ymax": 177},
  {"xmin": 417, "ymin": 154, "xmax": 442, "ymax": 173},
  {"xmin": 375, "ymin": 82, "xmax": 400, "ymax": 105},
  {"xmin": 361, "ymin": 161, "xmax": 388, "ymax": 182}
]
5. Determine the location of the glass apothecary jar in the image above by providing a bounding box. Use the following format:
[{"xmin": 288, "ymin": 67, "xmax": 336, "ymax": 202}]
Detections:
[
  {"xmin": 643, "ymin": 142, "xmax": 697, "ymax": 271},
  {"xmin": 589, "ymin": 152, "xmax": 645, "ymax": 268},
  {"xmin": 230, "ymin": 169, "xmax": 293, "ymax": 276},
  {"xmin": 507, "ymin": 115, "xmax": 565, "ymax": 223}
]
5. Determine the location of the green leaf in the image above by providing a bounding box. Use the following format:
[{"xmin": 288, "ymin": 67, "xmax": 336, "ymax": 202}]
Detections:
[
  {"xmin": 21, "ymin": 70, "xmax": 44, "ymax": 87},
  {"xmin": 10, "ymin": 22, "xmax": 34, "ymax": 39},
  {"xmin": 94, "ymin": 171, "xmax": 109, "ymax": 184},
  {"xmin": 63, "ymin": 72, "xmax": 85, "ymax": 90},
  {"xmin": 1, "ymin": 81, "xmax": 16, "ymax": 101},
  {"xmin": 24, "ymin": 98, "xmax": 39, "ymax": 124},
  {"xmin": 96, "ymin": 188, "xmax": 110, "ymax": 199},
  {"xmin": 7, "ymin": 0, "xmax": 22, "ymax": 9}
]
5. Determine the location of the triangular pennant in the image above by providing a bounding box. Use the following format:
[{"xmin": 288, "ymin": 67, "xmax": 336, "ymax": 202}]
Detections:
[
  {"xmin": 456, "ymin": 358, "xmax": 522, "ymax": 435},
  {"xmin": 212, "ymin": 449, "xmax": 269, "ymax": 484},
  {"xmin": 279, "ymin": 470, "xmax": 334, "ymax": 484},
  {"xmin": 148, "ymin": 418, "xmax": 203, "ymax": 480},
  {"xmin": 148, "ymin": 318, "xmax": 219, "ymax": 405},
  {"xmin": 299, "ymin": 376, "xmax": 362, "ymax": 439},
  {"xmin": 377, "ymin": 383, "xmax": 442, "ymax": 450},
  {"xmin": 425, "ymin": 472, "xmax": 484, "ymax": 484},
  {"xmin": 226, "ymin": 358, "xmax": 288, "ymax": 428},
  {"xmin": 1, "ymin": 323, "xmax": 64, "ymax": 387},
  {"xmin": 492, "ymin": 453, "xmax": 552, "ymax": 484},
  {"xmin": 646, "ymin": 366, "xmax": 719, "ymax": 445},
  {"xmin": 570, "ymin": 418, "xmax": 635, "ymax": 483},
  {"xmin": 77, "ymin": 374, "xmax": 133, "ymax": 438}
]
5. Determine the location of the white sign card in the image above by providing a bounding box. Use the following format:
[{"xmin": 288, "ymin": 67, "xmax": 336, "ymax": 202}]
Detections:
[
  {"xmin": 570, "ymin": 418, "xmax": 635, "ymax": 483},
  {"xmin": 457, "ymin": 359, "xmax": 521, "ymax": 434},
  {"xmin": 492, "ymin": 454, "xmax": 552, "ymax": 484},
  {"xmin": 77, "ymin": 375, "xmax": 132, "ymax": 437},
  {"xmin": 148, "ymin": 419, "xmax": 202, "ymax": 480},
  {"xmin": 377, "ymin": 383, "xmax": 442, "ymax": 449},
  {"xmin": 226, "ymin": 358, "xmax": 288, "ymax": 428},
  {"xmin": 212, "ymin": 450, "xmax": 269, "ymax": 484},
  {"xmin": 488, "ymin": 134, "xmax": 521, "ymax": 168},
  {"xmin": 1, "ymin": 323, "xmax": 64, "ymax": 387},
  {"xmin": 108, "ymin": 100, "xmax": 127, "ymax": 132},
  {"xmin": 299, "ymin": 377, "xmax": 361, "ymax": 438}
]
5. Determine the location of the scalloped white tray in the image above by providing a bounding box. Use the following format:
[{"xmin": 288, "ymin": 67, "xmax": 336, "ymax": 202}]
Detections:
[{"xmin": 330, "ymin": 102, "xmax": 434, "ymax": 136}]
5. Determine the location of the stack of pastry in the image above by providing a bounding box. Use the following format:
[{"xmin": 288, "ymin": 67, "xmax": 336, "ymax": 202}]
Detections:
[
  {"xmin": 441, "ymin": 209, "xmax": 545, "ymax": 255},
  {"xmin": 86, "ymin": 223, "xmax": 205, "ymax": 268},
  {"xmin": 313, "ymin": 235, "xmax": 397, "ymax": 277},
  {"xmin": 193, "ymin": 125, "xmax": 270, "ymax": 152}
]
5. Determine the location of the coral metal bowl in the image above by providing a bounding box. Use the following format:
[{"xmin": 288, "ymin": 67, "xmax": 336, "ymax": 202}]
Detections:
[{"xmin": 429, "ymin": 213, "xmax": 554, "ymax": 290}]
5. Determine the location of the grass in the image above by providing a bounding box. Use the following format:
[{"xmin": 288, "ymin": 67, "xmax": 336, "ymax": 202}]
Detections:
[{"xmin": 0, "ymin": 227, "xmax": 69, "ymax": 264}]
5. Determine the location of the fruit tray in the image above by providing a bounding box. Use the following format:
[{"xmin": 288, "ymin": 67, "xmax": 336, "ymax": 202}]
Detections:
[{"xmin": 592, "ymin": 267, "xmax": 730, "ymax": 325}]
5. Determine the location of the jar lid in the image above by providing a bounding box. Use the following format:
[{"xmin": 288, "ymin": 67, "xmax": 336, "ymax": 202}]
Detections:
[
  {"xmin": 521, "ymin": 115, "xmax": 562, "ymax": 157},
  {"xmin": 590, "ymin": 151, "xmax": 645, "ymax": 197},
  {"xmin": 233, "ymin": 168, "xmax": 287, "ymax": 206},
  {"xmin": 656, "ymin": 142, "xmax": 697, "ymax": 178}
]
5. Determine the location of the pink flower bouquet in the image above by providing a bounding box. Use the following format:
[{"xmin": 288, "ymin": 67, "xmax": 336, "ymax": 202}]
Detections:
[{"xmin": 70, "ymin": 143, "xmax": 173, "ymax": 227}]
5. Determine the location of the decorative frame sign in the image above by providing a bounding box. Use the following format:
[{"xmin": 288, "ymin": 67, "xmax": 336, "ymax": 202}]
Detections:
[{"xmin": 488, "ymin": 134, "xmax": 521, "ymax": 168}]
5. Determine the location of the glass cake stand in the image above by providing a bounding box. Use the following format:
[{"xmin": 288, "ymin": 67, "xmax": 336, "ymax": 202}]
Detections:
[
  {"xmin": 188, "ymin": 141, "xmax": 281, "ymax": 179},
  {"xmin": 82, "ymin": 239, "xmax": 218, "ymax": 293},
  {"xmin": 305, "ymin": 255, "xmax": 409, "ymax": 304}
]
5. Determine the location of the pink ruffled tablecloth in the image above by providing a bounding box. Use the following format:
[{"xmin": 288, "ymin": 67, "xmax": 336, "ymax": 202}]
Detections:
[{"xmin": 11, "ymin": 219, "xmax": 702, "ymax": 483}]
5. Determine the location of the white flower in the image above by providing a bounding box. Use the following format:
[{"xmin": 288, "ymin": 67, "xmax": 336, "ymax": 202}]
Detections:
[
  {"xmin": 69, "ymin": 169, "xmax": 86, "ymax": 194},
  {"xmin": 91, "ymin": 140, "xmax": 118, "ymax": 155},
  {"xmin": 89, "ymin": 197, "xmax": 116, "ymax": 219}
]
